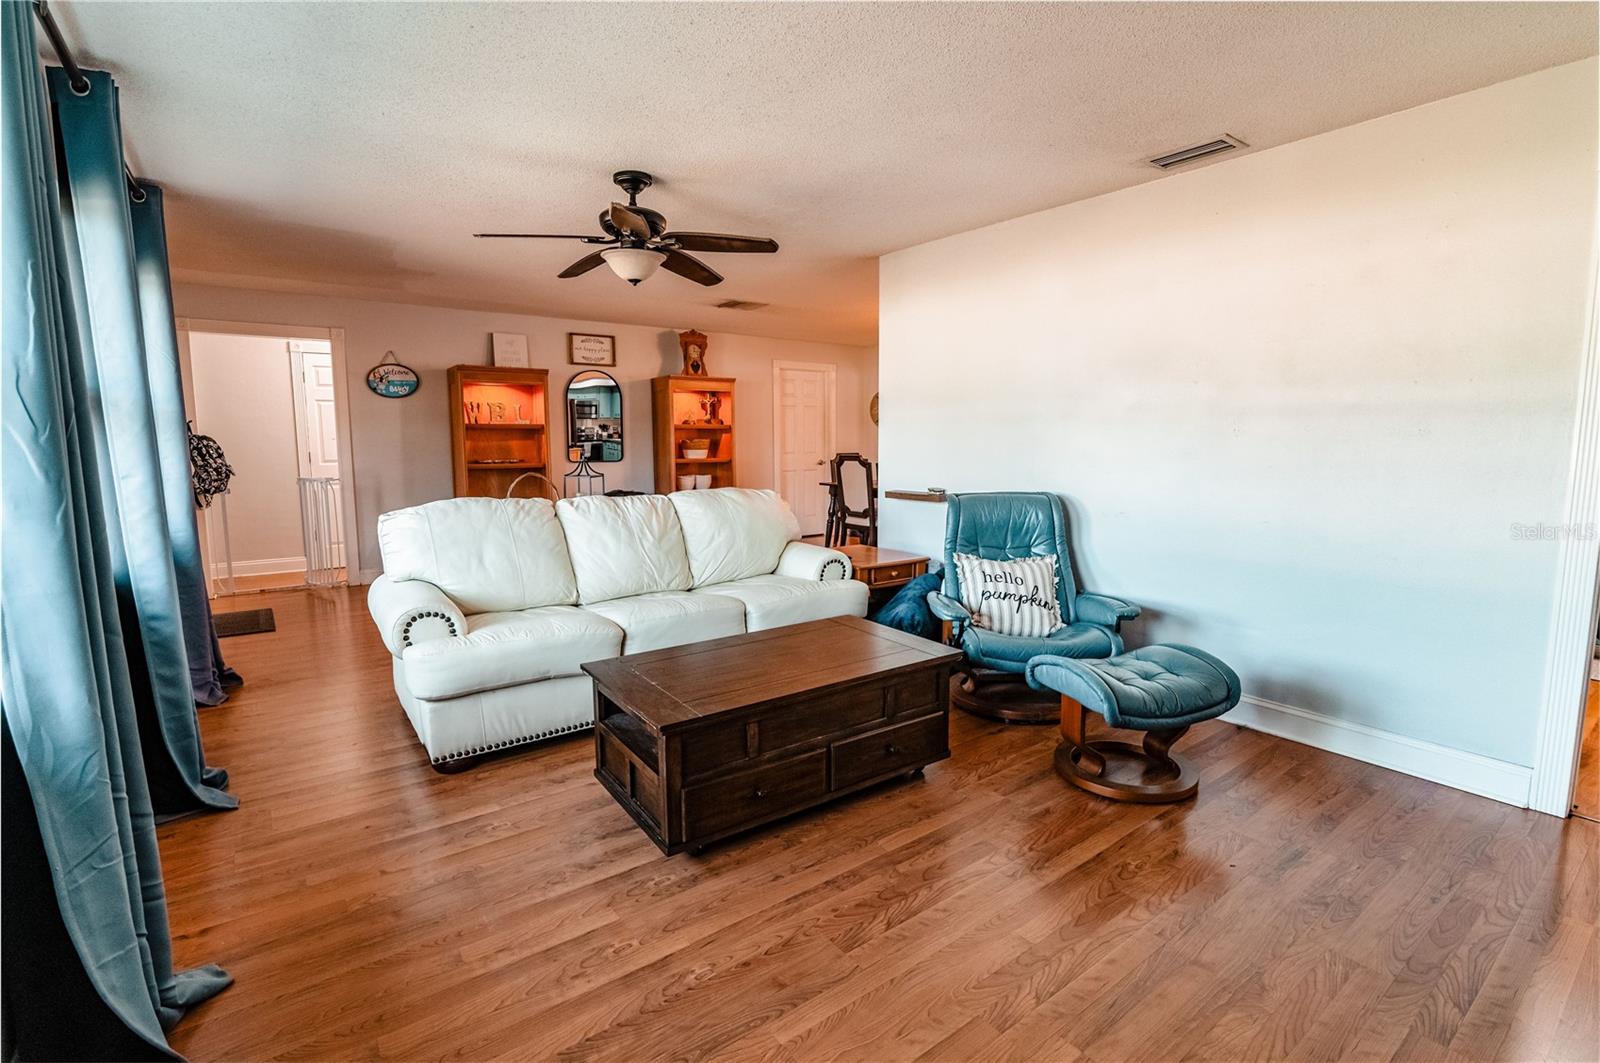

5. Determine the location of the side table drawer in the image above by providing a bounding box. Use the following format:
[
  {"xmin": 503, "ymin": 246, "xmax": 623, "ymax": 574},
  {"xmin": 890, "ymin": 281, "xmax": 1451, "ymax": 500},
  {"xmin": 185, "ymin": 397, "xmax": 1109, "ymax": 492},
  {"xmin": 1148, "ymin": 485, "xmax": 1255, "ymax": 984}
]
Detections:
[
  {"xmin": 863, "ymin": 561, "xmax": 926, "ymax": 587},
  {"xmin": 830, "ymin": 713, "xmax": 948, "ymax": 790},
  {"xmin": 681, "ymin": 751, "xmax": 829, "ymax": 841}
]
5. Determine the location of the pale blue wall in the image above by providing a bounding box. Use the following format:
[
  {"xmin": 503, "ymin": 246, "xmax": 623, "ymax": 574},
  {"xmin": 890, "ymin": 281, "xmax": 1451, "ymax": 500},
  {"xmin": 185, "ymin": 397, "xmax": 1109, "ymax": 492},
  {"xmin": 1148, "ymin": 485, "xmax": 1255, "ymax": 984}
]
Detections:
[{"xmin": 879, "ymin": 62, "xmax": 1597, "ymax": 768}]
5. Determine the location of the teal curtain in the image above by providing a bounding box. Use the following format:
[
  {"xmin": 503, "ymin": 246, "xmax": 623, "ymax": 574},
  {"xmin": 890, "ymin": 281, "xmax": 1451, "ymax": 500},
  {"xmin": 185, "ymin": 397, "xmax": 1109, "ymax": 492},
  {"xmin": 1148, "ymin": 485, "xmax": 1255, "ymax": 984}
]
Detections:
[
  {"xmin": 47, "ymin": 63, "xmax": 236, "ymax": 813},
  {"xmin": 130, "ymin": 183, "xmax": 242, "ymax": 708},
  {"xmin": 1, "ymin": 4, "xmax": 231, "ymax": 1056}
]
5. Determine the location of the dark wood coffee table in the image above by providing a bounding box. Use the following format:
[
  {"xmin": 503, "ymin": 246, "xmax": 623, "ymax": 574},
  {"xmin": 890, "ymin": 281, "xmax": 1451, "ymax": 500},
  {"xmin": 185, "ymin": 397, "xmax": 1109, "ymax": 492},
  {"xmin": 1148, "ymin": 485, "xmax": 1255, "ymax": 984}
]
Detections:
[{"xmin": 584, "ymin": 616, "xmax": 962, "ymax": 855}]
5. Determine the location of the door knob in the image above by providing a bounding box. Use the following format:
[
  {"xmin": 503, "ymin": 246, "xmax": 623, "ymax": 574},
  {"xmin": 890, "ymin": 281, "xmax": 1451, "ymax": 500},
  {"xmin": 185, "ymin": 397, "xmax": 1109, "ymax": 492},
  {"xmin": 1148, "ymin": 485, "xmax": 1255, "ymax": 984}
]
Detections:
[{"xmin": 816, "ymin": 459, "xmax": 824, "ymax": 466}]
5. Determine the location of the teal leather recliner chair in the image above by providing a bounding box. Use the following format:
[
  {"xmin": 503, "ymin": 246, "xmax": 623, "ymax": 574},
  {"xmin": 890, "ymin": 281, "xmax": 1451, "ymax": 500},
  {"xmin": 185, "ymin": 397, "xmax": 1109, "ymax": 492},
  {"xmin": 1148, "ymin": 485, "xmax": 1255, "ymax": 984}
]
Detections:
[{"xmin": 927, "ymin": 492, "xmax": 1139, "ymax": 722}]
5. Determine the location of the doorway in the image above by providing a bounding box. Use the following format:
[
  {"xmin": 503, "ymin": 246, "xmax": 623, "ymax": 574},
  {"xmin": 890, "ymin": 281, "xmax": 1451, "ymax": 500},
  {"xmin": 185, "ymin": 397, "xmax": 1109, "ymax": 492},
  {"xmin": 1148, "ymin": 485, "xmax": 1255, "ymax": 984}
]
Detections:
[
  {"xmin": 179, "ymin": 320, "xmax": 354, "ymax": 596},
  {"xmin": 772, "ymin": 361, "xmax": 837, "ymax": 536}
]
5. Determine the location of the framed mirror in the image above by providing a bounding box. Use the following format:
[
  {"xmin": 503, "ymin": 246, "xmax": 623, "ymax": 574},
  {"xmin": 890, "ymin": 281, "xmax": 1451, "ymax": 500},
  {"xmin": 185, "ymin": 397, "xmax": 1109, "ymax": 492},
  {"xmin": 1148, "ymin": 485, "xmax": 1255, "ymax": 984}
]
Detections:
[{"xmin": 566, "ymin": 370, "xmax": 623, "ymax": 462}]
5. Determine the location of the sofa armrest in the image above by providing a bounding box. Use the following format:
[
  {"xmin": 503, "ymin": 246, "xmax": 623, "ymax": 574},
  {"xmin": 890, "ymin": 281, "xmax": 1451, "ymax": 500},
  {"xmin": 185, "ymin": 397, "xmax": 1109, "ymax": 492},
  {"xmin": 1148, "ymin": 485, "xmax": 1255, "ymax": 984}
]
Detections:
[
  {"xmin": 1075, "ymin": 592, "xmax": 1141, "ymax": 628},
  {"xmin": 774, "ymin": 541, "xmax": 852, "ymax": 581},
  {"xmin": 367, "ymin": 574, "xmax": 466, "ymax": 657}
]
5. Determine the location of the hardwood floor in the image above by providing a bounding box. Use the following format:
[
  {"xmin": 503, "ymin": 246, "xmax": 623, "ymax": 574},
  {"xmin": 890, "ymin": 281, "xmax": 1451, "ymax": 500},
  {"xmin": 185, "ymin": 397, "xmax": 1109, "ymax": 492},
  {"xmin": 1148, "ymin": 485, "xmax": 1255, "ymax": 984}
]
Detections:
[{"xmin": 165, "ymin": 587, "xmax": 1599, "ymax": 1062}]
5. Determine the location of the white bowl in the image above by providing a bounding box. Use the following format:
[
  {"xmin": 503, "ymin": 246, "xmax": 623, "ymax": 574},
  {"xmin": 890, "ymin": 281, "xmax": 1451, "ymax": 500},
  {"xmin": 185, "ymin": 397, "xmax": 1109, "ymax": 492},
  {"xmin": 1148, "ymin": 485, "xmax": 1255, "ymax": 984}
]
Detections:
[{"xmin": 682, "ymin": 448, "xmax": 710, "ymax": 459}]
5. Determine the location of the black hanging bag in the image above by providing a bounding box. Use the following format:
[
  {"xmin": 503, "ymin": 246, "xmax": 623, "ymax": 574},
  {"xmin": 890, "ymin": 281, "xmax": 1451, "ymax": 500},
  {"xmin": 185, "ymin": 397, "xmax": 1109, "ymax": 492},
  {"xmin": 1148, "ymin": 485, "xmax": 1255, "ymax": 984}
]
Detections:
[{"xmin": 188, "ymin": 422, "xmax": 234, "ymax": 508}]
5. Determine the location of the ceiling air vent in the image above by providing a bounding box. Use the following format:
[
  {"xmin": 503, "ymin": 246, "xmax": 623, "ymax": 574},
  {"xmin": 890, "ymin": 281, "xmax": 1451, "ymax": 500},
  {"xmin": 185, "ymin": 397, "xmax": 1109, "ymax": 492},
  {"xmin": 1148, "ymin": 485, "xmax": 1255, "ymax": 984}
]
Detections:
[
  {"xmin": 714, "ymin": 299, "xmax": 769, "ymax": 311},
  {"xmin": 1149, "ymin": 134, "xmax": 1247, "ymax": 170}
]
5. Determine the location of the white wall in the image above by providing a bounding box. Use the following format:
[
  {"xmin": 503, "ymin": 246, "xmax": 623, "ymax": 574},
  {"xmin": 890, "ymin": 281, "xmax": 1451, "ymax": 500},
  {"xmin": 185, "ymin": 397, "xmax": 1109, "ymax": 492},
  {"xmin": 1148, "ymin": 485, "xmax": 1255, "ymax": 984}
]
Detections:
[
  {"xmin": 188, "ymin": 331, "xmax": 307, "ymax": 573},
  {"xmin": 879, "ymin": 59, "xmax": 1597, "ymax": 777},
  {"xmin": 172, "ymin": 285, "xmax": 877, "ymax": 576}
]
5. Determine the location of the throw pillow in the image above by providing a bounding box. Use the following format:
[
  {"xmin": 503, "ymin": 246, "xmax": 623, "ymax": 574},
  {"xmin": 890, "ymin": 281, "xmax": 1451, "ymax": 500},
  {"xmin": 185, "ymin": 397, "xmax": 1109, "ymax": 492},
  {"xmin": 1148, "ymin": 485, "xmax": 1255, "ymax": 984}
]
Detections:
[
  {"xmin": 953, "ymin": 553, "xmax": 1063, "ymax": 637},
  {"xmin": 867, "ymin": 571, "xmax": 943, "ymax": 641}
]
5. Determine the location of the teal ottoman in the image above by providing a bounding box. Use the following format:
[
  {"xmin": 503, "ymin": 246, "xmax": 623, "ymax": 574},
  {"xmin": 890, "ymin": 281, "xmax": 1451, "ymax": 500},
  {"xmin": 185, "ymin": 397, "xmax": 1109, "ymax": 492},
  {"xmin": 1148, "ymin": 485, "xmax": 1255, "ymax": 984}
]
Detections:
[{"xmin": 1025, "ymin": 644, "xmax": 1241, "ymax": 803}]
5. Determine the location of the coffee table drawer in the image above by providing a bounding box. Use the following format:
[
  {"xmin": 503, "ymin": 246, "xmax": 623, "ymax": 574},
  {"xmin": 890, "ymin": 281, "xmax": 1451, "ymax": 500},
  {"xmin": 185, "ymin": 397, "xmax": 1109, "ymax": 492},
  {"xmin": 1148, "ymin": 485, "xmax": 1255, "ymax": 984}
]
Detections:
[
  {"xmin": 831, "ymin": 713, "xmax": 947, "ymax": 790},
  {"xmin": 678, "ymin": 720, "xmax": 750, "ymax": 777},
  {"xmin": 760, "ymin": 684, "xmax": 886, "ymax": 753},
  {"xmin": 681, "ymin": 751, "xmax": 828, "ymax": 841},
  {"xmin": 886, "ymin": 671, "xmax": 942, "ymax": 717}
]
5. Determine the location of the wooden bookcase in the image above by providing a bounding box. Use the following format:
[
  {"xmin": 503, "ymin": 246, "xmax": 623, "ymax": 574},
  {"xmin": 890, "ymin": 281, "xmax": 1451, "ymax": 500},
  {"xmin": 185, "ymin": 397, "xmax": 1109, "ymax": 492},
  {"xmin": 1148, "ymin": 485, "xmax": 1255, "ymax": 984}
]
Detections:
[
  {"xmin": 448, "ymin": 365, "xmax": 551, "ymax": 498},
  {"xmin": 652, "ymin": 375, "xmax": 736, "ymax": 493}
]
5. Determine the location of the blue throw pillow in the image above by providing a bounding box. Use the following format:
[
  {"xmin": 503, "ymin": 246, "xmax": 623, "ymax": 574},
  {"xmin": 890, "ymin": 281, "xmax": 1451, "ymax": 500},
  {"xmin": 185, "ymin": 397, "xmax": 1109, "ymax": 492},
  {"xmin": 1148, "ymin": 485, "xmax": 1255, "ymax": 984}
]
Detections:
[{"xmin": 868, "ymin": 571, "xmax": 944, "ymax": 640}]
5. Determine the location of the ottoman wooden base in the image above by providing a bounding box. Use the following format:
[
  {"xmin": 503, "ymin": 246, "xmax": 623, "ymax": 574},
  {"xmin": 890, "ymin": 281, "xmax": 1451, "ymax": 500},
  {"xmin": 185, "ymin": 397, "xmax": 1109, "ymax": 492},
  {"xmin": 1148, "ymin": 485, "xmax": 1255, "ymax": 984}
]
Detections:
[{"xmin": 1054, "ymin": 697, "xmax": 1199, "ymax": 803}]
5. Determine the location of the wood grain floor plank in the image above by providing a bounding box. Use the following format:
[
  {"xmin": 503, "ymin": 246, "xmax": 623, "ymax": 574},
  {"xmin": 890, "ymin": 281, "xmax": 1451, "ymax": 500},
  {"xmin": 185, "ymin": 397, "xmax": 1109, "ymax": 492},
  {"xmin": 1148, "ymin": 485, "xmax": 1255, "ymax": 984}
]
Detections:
[{"xmin": 156, "ymin": 587, "xmax": 1599, "ymax": 1062}]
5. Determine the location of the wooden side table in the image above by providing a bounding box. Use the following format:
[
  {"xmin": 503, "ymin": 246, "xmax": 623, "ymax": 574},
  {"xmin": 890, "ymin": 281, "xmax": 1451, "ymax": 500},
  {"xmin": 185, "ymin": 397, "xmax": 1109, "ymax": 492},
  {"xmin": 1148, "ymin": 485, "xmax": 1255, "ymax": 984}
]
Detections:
[{"xmin": 840, "ymin": 545, "xmax": 929, "ymax": 600}]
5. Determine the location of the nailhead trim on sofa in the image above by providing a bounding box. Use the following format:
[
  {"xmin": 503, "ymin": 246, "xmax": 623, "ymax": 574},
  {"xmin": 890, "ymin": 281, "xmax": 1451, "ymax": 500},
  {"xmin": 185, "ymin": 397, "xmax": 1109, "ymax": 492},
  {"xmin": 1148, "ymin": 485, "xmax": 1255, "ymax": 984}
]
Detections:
[
  {"xmin": 400, "ymin": 609, "xmax": 459, "ymax": 648},
  {"xmin": 430, "ymin": 720, "xmax": 591, "ymax": 765},
  {"xmin": 821, "ymin": 558, "xmax": 848, "ymax": 580}
]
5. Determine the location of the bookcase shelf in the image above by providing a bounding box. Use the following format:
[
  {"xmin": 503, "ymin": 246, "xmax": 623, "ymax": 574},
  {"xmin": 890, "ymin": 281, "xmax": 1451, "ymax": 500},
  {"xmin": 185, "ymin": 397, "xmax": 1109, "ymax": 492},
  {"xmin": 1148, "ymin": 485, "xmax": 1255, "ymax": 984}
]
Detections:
[
  {"xmin": 652, "ymin": 375, "xmax": 736, "ymax": 493},
  {"xmin": 448, "ymin": 365, "xmax": 551, "ymax": 498}
]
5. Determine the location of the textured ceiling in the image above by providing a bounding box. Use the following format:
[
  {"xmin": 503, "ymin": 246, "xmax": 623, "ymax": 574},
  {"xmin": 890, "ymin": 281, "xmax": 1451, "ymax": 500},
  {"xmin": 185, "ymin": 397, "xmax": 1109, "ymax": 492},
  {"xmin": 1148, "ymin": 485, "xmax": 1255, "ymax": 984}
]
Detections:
[{"xmin": 51, "ymin": 2, "xmax": 1596, "ymax": 345}]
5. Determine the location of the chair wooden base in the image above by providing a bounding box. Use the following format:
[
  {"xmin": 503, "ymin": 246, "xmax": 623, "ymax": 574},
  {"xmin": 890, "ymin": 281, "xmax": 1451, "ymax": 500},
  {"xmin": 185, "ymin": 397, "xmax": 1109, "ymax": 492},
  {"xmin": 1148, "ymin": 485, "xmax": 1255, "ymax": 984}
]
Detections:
[
  {"xmin": 1053, "ymin": 696, "xmax": 1198, "ymax": 803},
  {"xmin": 950, "ymin": 669, "xmax": 1060, "ymax": 724}
]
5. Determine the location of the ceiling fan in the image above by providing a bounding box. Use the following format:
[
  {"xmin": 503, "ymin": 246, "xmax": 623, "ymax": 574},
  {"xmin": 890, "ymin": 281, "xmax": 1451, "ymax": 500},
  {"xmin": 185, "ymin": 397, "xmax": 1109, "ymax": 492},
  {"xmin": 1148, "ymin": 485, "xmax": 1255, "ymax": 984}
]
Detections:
[{"xmin": 474, "ymin": 170, "xmax": 778, "ymax": 287}]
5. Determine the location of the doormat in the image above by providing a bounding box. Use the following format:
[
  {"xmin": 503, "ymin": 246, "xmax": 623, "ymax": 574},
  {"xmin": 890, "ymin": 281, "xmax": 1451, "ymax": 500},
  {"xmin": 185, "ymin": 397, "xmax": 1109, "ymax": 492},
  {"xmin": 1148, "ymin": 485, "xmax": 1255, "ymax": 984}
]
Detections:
[{"xmin": 215, "ymin": 608, "xmax": 275, "ymax": 638}]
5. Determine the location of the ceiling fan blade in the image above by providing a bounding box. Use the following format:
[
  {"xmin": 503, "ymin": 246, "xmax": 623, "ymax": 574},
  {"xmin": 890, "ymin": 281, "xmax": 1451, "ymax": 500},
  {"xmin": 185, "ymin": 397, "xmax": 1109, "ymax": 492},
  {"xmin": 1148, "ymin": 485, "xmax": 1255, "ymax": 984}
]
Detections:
[
  {"xmin": 660, "ymin": 249, "xmax": 724, "ymax": 287},
  {"xmin": 474, "ymin": 233, "xmax": 610, "ymax": 241},
  {"xmin": 608, "ymin": 203, "xmax": 653, "ymax": 241},
  {"xmin": 558, "ymin": 250, "xmax": 609, "ymax": 279},
  {"xmin": 663, "ymin": 232, "xmax": 779, "ymax": 254}
]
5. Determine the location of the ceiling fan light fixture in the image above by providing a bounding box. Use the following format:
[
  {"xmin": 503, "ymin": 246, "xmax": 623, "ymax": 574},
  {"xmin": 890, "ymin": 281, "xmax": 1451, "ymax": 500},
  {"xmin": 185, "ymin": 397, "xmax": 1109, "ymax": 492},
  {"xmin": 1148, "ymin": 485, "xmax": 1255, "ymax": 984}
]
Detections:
[{"xmin": 601, "ymin": 247, "xmax": 666, "ymax": 285}]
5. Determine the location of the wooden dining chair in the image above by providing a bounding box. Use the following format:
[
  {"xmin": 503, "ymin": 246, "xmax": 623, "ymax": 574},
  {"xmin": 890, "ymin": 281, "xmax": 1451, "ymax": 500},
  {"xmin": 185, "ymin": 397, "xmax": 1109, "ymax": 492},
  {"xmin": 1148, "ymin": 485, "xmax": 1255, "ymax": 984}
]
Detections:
[{"xmin": 826, "ymin": 453, "xmax": 877, "ymax": 547}]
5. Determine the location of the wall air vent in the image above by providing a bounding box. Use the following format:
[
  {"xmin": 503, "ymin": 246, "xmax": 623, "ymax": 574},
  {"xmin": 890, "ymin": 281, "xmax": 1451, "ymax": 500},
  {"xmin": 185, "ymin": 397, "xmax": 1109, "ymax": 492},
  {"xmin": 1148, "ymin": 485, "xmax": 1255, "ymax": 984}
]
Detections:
[
  {"xmin": 1149, "ymin": 134, "xmax": 1247, "ymax": 170},
  {"xmin": 714, "ymin": 299, "xmax": 769, "ymax": 311}
]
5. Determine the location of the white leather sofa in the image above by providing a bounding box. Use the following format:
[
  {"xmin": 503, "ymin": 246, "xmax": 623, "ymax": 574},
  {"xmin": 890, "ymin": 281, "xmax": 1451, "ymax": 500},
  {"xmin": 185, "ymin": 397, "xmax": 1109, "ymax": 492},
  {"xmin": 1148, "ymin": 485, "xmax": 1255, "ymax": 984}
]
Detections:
[{"xmin": 367, "ymin": 488, "xmax": 866, "ymax": 770}]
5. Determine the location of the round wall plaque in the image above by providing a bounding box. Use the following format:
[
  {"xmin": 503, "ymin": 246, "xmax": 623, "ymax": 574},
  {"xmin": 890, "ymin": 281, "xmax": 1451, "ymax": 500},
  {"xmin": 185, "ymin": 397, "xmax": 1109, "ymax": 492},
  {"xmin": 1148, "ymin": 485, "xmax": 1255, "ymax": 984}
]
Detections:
[{"xmin": 366, "ymin": 351, "xmax": 420, "ymax": 398}]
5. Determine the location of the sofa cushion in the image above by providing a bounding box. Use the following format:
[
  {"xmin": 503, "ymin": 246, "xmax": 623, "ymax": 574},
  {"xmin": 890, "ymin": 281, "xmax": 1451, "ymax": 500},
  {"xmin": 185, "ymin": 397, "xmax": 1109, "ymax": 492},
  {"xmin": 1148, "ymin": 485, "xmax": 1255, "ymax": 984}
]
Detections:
[
  {"xmin": 400, "ymin": 605, "xmax": 622, "ymax": 701},
  {"xmin": 693, "ymin": 574, "xmax": 869, "ymax": 632},
  {"xmin": 556, "ymin": 494, "xmax": 693, "ymax": 605},
  {"xmin": 668, "ymin": 488, "xmax": 800, "ymax": 587},
  {"xmin": 585, "ymin": 591, "xmax": 747, "ymax": 655},
  {"xmin": 377, "ymin": 498, "xmax": 577, "ymax": 614}
]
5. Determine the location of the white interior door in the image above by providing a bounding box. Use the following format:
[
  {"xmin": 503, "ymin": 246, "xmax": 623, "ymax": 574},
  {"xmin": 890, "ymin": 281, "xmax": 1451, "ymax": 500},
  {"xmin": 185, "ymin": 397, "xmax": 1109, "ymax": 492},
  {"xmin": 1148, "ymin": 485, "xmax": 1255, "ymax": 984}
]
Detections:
[
  {"xmin": 773, "ymin": 363, "xmax": 836, "ymax": 536},
  {"xmin": 291, "ymin": 347, "xmax": 345, "ymax": 566}
]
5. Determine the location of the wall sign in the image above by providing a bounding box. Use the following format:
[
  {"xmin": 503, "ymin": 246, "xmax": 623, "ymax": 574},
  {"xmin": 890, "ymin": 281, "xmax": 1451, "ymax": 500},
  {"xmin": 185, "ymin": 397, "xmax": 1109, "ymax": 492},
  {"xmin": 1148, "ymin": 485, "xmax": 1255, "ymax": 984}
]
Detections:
[
  {"xmin": 491, "ymin": 332, "xmax": 530, "ymax": 367},
  {"xmin": 366, "ymin": 351, "xmax": 420, "ymax": 398},
  {"xmin": 568, "ymin": 332, "xmax": 616, "ymax": 366}
]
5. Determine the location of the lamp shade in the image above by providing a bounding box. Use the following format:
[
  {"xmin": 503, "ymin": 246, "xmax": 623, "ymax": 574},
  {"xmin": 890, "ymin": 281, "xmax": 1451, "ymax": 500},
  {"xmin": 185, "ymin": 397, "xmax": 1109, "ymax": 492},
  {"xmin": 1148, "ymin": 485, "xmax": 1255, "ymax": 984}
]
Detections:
[{"xmin": 601, "ymin": 247, "xmax": 666, "ymax": 285}]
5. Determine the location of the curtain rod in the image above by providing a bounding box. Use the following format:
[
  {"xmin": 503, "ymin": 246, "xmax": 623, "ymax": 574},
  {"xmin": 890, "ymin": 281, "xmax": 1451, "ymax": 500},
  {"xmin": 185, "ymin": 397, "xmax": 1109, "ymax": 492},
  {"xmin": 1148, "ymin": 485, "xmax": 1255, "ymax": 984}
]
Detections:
[{"xmin": 32, "ymin": 0, "xmax": 146, "ymax": 202}]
